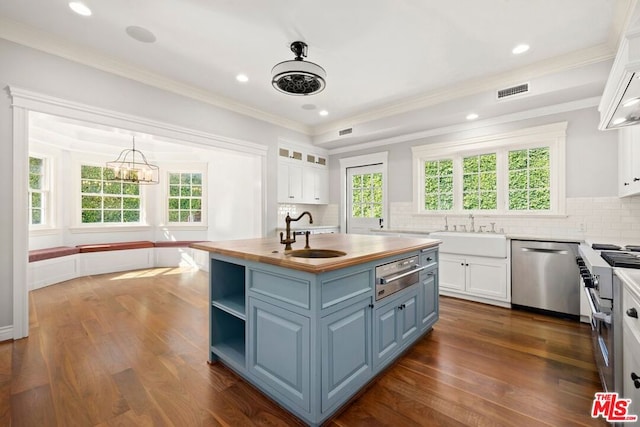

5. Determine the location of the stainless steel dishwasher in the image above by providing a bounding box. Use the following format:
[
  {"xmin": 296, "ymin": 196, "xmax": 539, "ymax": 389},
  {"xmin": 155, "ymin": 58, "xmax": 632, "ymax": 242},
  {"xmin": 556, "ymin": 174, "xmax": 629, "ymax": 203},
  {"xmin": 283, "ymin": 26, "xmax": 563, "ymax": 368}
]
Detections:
[{"xmin": 511, "ymin": 239, "xmax": 580, "ymax": 318}]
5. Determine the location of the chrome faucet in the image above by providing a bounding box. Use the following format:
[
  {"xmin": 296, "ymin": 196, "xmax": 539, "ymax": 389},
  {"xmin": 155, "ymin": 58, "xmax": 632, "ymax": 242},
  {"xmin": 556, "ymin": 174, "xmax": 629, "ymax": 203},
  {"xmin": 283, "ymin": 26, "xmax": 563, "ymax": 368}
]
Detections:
[
  {"xmin": 469, "ymin": 214, "xmax": 475, "ymax": 232},
  {"xmin": 280, "ymin": 211, "xmax": 313, "ymax": 251},
  {"xmin": 444, "ymin": 215, "xmax": 449, "ymax": 231}
]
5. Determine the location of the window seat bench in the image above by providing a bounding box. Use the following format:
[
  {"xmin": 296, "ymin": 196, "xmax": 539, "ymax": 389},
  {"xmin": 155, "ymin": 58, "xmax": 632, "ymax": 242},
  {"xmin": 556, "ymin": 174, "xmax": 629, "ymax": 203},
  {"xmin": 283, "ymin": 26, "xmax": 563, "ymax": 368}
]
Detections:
[{"xmin": 28, "ymin": 240, "xmax": 207, "ymax": 290}]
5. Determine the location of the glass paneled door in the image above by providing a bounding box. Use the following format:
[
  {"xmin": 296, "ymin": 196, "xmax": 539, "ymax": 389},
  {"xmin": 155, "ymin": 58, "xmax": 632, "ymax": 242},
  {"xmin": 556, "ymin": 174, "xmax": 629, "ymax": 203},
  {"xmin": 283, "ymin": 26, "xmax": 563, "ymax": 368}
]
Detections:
[{"xmin": 346, "ymin": 164, "xmax": 386, "ymax": 234}]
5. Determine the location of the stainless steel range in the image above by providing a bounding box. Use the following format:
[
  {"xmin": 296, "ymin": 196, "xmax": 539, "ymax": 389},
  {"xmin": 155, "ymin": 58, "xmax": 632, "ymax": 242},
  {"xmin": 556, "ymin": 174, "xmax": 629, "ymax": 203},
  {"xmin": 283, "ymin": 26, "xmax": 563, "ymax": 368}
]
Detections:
[{"xmin": 577, "ymin": 243, "xmax": 632, "ymax": 394}]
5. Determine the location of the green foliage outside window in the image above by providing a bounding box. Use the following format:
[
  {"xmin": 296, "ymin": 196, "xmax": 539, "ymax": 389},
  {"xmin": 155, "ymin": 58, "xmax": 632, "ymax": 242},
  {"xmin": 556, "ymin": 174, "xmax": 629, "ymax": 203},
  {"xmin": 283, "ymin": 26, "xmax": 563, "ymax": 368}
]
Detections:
[
  {"xmin": 351, "ymin": 172, "xmax": 383, "ymax": 218},
  {"xmin": 424, "ymin": 159, "xmax": 453, "ymax": 211},
  {"xmin": 80, "ymin": 165, "xmax": 141, "ymax": 223},
  {"xmin": 167, "ymin": 172, "xmax": 203, "ymax": 223},
  {"xmin": 462, "ymin": 153, "xmax": 497, "ymax": 210},
  {"xmin": 508, "ymin": 148, "xmax": 550, "ymax": 210},
  {"xmin": 29, "ymin": 157, "xmax": 45, "ymax": 225}
]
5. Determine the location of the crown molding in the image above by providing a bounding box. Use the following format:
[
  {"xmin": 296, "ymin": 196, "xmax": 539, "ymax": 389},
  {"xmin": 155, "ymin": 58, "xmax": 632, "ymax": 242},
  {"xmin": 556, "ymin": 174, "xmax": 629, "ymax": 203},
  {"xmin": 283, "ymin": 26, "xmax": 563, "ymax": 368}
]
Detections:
[
  {"xmin": 0, "ymin": 17, "xmax": 311, "ymax": 135},
  {"xmin": 327, "ymin": 97, "xmax": 600, "ymax": 155},
  {"xmin": 314, "ymin": 44, "xmax": 614, "ymax": 137}
]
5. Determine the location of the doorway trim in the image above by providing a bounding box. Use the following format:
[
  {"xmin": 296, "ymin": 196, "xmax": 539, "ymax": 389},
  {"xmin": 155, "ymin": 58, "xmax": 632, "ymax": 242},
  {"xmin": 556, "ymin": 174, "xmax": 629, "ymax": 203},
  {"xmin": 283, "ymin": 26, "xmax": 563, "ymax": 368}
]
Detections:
[
  {"xmin": 9, "ymin": 86, "xmax": 268, "ymax": 339},
  {"xmin": 338, "ymin": 151, "xmax": 388, "ymax": 234}
]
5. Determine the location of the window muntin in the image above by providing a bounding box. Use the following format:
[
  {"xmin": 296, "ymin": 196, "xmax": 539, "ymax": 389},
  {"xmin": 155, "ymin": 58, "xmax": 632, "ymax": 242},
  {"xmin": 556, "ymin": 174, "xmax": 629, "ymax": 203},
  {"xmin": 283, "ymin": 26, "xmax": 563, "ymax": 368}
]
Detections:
[
  {"xmin": 424, "ymin": 159, "xmax": 453, "ymax": 211},
  {"xmin": 462, "ymin": 153, "xmax": 497, "ymax": 210},
  {"xmin": 29, "ymin": 156, "xmax": 47, "ymax": 225},
  {"xmin": 351, "ymin": 172, "xmax": 383, "ymax": 218},
  {"xmin": 508, "ymin": 147, "xmax": 550, "ymax": 211},
  {"xmin": 80, "ymin": 165, "xmax": 141, "ymax": 223},
  {"xmin": 168, "ymin": 172, "xmax": 203, "ymax": 223}
]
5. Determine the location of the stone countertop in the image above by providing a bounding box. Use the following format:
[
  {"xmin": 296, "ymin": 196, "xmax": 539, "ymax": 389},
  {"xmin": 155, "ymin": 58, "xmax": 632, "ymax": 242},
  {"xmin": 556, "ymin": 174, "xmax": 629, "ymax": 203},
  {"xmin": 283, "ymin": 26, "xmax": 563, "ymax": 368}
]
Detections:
[
  {"xmin": 374, "ymin": 228, "xmax": 583, "ymax": 243},
  {"xmin": 191, "ymin": 233, "xmax": 440, "ymax": 274}
]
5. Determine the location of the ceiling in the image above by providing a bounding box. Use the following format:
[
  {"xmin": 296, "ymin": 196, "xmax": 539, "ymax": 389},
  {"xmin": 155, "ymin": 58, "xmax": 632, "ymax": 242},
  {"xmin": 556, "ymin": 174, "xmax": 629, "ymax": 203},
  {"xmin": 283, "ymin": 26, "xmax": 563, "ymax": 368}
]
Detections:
[{"xmin": 0, "ymin": 0, "xmax": 635, "ymax": 148}]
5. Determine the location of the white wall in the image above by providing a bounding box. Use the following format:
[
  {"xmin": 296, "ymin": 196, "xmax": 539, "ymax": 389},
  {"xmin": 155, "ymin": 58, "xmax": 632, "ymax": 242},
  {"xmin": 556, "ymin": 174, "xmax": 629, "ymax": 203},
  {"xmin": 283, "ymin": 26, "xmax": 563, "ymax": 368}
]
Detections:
[
  {"xmin": 0, "ymin": 38, "xmax": 311, "ymax": 331},
  {"xmin": 328, "ymin": 107, "xmax": 619, "ymax": 207}
]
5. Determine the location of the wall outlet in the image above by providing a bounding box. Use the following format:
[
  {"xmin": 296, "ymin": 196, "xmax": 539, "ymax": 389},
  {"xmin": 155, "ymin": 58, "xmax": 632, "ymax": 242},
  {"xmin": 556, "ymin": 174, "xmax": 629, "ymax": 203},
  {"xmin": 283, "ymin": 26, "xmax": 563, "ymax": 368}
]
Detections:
[{"xmin": 578, "ymin": 223, "xmax": 586, "ymax": 232}]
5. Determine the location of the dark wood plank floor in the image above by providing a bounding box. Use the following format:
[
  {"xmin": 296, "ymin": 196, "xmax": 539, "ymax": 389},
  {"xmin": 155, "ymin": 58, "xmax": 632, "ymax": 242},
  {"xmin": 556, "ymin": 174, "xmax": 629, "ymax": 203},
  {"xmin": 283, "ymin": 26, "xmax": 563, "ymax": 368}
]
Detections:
[{"xmin": 0, "ymin": 268, "xmax": 606, "ymax": 426}]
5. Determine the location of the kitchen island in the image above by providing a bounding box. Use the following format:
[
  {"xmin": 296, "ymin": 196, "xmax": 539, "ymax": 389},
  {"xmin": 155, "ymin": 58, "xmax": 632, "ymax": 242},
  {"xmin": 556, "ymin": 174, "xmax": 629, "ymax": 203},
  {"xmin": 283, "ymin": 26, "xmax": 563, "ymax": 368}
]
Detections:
[{"xmin": 192, "ymin": 233, "xmax": 440, "ymax": 426}]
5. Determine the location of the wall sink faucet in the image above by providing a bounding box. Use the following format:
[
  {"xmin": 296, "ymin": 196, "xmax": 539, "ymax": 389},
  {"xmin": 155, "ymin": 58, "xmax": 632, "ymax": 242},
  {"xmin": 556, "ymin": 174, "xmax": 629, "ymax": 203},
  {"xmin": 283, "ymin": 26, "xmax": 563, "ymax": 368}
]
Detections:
[
  {"xmin": 469, "ymin": 214, "xmax": 475, "ymax": 232},
  {"xmin": 280, "ymin": 211, "xmax": 313, "ymax": 251},
  {"xmin": 444, "ymin": 215, "xmax": 448, "ymax": 231}
]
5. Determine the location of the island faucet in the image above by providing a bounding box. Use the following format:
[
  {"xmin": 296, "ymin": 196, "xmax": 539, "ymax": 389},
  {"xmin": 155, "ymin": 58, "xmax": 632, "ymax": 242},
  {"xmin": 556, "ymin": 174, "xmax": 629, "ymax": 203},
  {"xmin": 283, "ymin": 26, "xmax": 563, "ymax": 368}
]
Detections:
[{"xmin": 280, "ymin": 211, "xmax": 313, "ymax": 251}]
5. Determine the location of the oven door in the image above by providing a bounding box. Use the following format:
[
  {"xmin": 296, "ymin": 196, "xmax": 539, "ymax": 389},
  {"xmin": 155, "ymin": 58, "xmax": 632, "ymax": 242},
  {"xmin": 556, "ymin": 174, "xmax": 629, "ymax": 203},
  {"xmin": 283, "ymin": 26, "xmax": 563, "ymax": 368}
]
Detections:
[{"xmin": 583, "ymin": 283, "xmax": 614, "ymax": 392}]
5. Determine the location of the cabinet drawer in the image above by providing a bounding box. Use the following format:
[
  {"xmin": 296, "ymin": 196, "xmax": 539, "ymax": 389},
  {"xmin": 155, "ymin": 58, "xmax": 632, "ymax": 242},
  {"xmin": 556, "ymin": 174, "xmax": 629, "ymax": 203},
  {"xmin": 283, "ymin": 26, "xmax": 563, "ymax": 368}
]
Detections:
[
  {"xmin": 622, "ymin": 326, "xmax": 640, "ymax": 420},
  {"xmin": 420, "ymin": 249, "xmax": 438, "ymax": 269},
  {"xmin": 321, "ymin": 268, "xmax": 373, "ymax": 310},
  {"xmin": 623, "ymin": 285, "xmax": 640, "ymax": 338},
  {"xmin": 248, "ymin": 269, "xmax": 310, "ymax": 309}
]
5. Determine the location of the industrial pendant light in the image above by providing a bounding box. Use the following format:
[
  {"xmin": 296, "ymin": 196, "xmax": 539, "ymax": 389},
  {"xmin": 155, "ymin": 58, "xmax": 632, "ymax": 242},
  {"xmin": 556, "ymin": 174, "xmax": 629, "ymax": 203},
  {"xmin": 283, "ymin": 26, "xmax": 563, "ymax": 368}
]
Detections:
[
  {"xmin": 106, "ymin": 137, "xmax": 159, "ymax": 184},
  {"xmin": 272, "ymin": 41, "xmax": 326, "ymax": 96}
]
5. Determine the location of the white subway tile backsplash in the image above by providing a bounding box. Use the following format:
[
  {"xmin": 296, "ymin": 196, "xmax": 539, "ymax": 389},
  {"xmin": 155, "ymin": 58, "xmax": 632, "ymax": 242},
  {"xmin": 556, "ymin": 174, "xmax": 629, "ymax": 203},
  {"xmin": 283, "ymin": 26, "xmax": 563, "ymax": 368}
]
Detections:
[{"xmin": 387, "ymin": 195, "xmax": 640, "ymax": 240}]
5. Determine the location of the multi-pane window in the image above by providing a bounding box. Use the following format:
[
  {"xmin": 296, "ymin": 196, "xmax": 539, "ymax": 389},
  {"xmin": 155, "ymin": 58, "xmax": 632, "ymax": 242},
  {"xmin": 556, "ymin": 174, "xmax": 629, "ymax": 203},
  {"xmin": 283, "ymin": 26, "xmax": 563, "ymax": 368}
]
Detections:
[
  {"xmin": 462, "ymin": 153, "xmax": 497, "ymax": 210},
  {"xmin": 80, "ymin": 165, "xmax": 141, "ymax": 223},
  {"xmin": 29, "ymin": 156, "xmax": 47, "ymax": 225},
  {"xmin": 508, "ymin": 147, "xmax": 550, "ymax": 211},
  {"xmin": 351, "ymin": 172, "xmax": 383, "ymax": 218},
  {"xmin": 168, "ymin": 172, "xmax": 203, "ymax": 223},
  {"xmin": 424, "ymin": 159, "xmax": 453, "ymax": 211}
]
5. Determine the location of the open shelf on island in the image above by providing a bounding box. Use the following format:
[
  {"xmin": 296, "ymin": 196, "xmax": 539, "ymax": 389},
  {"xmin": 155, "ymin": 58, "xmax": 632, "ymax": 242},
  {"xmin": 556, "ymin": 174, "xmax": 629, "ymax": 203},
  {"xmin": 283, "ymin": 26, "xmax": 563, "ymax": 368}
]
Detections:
[
  {"xmin": 211, "ymin": 307, "xmax": 245, "ymax": 368},
  {"xmin": 212, "ymin": 294, "xmax": 246, "ymax": 320},
  {"xmin": 210, "ymin": 258, "xmax": 246, "ymax": 317}
]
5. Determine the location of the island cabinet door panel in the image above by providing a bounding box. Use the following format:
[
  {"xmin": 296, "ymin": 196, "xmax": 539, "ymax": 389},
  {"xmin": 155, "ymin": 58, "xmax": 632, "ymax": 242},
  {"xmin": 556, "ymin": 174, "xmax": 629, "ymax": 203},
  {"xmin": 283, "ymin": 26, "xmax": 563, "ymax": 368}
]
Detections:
[
  {"xmin": 398, "ymin": 290, "xmax": 419, "ymax": 342},
  {"xmin": 321, "ymin": 299, "xmax": 372, "ymax": 412},
  {"xmin": 420, "ymin": 270, "xmax": 439, "ymax": 330},
  {"xmin": 248, "ymin": 298, "xmax": 310, "ymax": 412},
  {"xmin": 373, "ymin": 300, "xmax": 400, "ymax": 369}
]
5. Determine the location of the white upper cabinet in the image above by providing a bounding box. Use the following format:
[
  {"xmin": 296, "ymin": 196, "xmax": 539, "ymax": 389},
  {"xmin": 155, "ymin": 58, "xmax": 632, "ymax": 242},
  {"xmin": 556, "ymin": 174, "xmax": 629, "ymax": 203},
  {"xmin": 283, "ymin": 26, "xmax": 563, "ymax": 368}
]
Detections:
[
  {"xmin": 278, "ymin": 145, "xmax": 329, "ymax": 205},
  {"xmin": 618, "ymin": 126, "xmax": 640, "ymax": 197}
]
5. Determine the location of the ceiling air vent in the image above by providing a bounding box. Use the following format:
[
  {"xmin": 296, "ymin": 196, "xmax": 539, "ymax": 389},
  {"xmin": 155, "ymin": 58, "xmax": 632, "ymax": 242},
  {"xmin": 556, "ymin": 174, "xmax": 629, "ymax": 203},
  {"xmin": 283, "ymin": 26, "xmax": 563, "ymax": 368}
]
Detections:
[
  {"xmin": 497, "ymin": 83, "xmax": 529, "ymax": 100},
  {"xmin": 339, "ymin": 127, "xmax": 353, "ymax": 136}
]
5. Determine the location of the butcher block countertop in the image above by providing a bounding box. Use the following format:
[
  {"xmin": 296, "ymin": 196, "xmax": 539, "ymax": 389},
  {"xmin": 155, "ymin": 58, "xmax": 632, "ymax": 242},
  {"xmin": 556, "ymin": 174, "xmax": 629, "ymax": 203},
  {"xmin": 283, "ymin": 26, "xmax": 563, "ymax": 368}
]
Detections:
[{"xmin": 191, "ymin": 233, "xmax": 441, "ymax": 273}]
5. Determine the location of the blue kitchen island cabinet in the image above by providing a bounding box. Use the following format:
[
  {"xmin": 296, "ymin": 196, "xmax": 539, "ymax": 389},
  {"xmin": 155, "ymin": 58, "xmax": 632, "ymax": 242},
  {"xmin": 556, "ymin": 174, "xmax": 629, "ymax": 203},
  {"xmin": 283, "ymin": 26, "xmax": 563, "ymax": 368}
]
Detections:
[{"xmin": 192, "ymin": 233, "xmax": 440, "ymax": 426}]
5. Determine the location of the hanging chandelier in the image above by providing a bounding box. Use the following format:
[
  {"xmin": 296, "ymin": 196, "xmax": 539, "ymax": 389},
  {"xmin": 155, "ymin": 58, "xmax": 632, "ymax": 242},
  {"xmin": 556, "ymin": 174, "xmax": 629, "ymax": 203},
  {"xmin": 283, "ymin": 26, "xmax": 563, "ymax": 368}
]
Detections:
[{"xmin": 106, "ymin": 136, "xmax": 159, "ymax": 184}]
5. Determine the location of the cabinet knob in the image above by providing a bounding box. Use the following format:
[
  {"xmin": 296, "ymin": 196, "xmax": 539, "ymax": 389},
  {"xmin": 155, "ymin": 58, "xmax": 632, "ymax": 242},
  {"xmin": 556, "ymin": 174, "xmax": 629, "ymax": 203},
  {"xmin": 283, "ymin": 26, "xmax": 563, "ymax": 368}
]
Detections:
[
  {"xmin": 632, "ymin": 372, "xmax": 640, "ymax": 389},
  {"xmin": 627, "ymin": 307, "xmax": 638, "ymax": 318},
  {"xmin": 465, "ymin": 263, "xmax": 469, "ymax": 266},
  {"xmin": 368, "ymin": 304, "xmax": 374, "ymax": 309},
  {"xmin": 426, "ymin": 257, "xmax": 433, "ymax": 261},
  {"xmin": 634, "ymin": 178, "xmax": 640, "ymax": 182},
  {"xmin": 624, "ymin": 182, "xmax": 630, "ymax": 186},
  {"xmin": 461, "ymin": 262, "xmax": 464, "ymax": 266}
]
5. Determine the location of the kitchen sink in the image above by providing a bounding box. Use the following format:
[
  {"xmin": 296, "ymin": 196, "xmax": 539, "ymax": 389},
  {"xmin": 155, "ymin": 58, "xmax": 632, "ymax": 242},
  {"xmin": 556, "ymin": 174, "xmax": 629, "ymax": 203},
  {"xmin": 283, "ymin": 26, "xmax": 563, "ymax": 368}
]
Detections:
[
  {"xmin": 287, "ymin": 249, "xmax": 347, "ymax": 258},
  {"xmin": 429, "ymin": 231, "xmax": 507, "ymax": 258}
]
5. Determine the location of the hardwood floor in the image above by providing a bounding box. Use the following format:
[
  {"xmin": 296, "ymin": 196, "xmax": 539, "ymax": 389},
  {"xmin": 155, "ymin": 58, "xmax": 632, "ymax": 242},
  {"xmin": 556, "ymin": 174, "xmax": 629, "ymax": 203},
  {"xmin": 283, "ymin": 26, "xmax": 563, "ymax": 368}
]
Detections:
[{"xmin": 1, "ymin": 268, "xmax": 606, "ymax": 426}]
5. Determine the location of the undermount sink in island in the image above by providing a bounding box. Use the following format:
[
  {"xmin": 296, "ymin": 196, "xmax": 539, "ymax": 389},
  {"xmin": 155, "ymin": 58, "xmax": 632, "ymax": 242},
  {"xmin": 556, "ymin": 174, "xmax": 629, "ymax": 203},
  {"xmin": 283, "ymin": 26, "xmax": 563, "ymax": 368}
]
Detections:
[{"xmin": 191, "ymin": 234, "xmax": 440, "ymax": 426}]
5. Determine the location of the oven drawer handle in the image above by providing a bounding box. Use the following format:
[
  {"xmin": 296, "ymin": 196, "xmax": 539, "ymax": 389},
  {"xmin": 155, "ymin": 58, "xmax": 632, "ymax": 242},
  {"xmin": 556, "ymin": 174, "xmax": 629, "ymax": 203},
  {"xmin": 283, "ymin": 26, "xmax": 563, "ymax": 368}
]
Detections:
[
  {"xmin": 379, "ymin": 265, "xmax": 427, "ymax": 284},
  {"xmin": 627, "ymin": 307, "xmax": 638, "ymax": 319},
  {"xmin": 583, "ymin": 287, "xmax": 612, "ymax": 324}
]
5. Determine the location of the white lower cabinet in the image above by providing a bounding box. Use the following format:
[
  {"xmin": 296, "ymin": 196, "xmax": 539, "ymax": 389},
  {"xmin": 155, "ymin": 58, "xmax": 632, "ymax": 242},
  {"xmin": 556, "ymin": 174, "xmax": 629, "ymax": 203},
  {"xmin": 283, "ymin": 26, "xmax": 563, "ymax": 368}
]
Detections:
[
  {"xmin": 623, "ymin": 283, "xmax": 640, "ymax": 419},
  {"xmin": 439, "ymin": 253, "xmax": 508, "ymax": 305}
]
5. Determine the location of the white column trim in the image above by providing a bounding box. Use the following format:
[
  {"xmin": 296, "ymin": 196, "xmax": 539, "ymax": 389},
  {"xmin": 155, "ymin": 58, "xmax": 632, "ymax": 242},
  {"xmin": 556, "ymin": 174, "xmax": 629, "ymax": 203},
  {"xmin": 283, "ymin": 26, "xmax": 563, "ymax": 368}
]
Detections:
[{"xmin": 12, "ymin": 105, "xmax": 29, "ymax": 339}]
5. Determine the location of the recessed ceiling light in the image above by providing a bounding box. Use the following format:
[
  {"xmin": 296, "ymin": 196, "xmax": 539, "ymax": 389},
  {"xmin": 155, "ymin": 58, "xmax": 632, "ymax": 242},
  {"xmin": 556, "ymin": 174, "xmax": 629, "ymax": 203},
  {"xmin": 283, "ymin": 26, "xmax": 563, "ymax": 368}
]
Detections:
[
  {"xmin": 512, "ymin": 44, "xmax": 530, "ymax": 55},
  {"xmin": 125, "ymin": 26, "xmax": 156, "ymax": 43},
  {"xmin": 466, "ymin": 113, "xmax": 479, "ymax": 120},
  {"xmin": 236, "ymin": 74, "xmax": 249, "ymax": 83},
  {"xmin": 613, "ymin": 117, "xmax": 627, "ymax": 125},
  {"xmin": 69, "ymin": 1, "xmax": 92, "ymax": 16},
  {"xmin": 319, "ymin": 110, "xmax": 329, "ymax": 116},
  {"xmin": 623, "ymin": 97, "xmax": 640, "ymax": 108}
]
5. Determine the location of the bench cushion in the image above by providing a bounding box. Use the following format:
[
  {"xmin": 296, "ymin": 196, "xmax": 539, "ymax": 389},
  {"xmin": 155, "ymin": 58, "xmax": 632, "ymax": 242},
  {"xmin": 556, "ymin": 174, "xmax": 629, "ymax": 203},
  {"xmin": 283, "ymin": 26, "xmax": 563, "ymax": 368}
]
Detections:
[
  {"xmin": 154, "ymin": 240, "xmax": 205, "ymax": 248},
  {"xmin": 29, "ymin": 246, "xmax": 80, "ymax": 262},
  {"xmin": 76, "ymin": 241, "xmax": 154, "ymax": 253}
]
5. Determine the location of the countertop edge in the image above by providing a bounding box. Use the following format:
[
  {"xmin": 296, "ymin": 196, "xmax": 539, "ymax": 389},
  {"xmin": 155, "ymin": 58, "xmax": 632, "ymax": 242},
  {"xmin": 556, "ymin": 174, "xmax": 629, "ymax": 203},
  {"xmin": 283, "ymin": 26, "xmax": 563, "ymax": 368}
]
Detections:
[
  {"xmin": 190, "ymin": 240, "xmax": 441, "ymax": 273},
  {"xmin": 614, "ymin": 268, "xmax": 640, "ymax": 301}
]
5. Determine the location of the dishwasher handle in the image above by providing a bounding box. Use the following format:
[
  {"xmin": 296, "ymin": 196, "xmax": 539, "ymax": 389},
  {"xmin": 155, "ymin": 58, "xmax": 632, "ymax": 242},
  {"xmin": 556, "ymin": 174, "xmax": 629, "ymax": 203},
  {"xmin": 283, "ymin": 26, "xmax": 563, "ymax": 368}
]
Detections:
[
  {"xmin": 521, "ymin": 247, "xmax": 568, "ymax": 255},
  {"xmin": 378, "ymin": 265, "xmax": 427, "ymax": 284}
]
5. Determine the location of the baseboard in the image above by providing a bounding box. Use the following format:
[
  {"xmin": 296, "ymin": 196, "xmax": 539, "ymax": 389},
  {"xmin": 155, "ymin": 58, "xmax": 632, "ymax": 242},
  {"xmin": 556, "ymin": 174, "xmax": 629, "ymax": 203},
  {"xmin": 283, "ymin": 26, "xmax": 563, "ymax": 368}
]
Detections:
[{"xmin": 0, "ymin": 325, "xmax": 13, "ymax": 342}]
